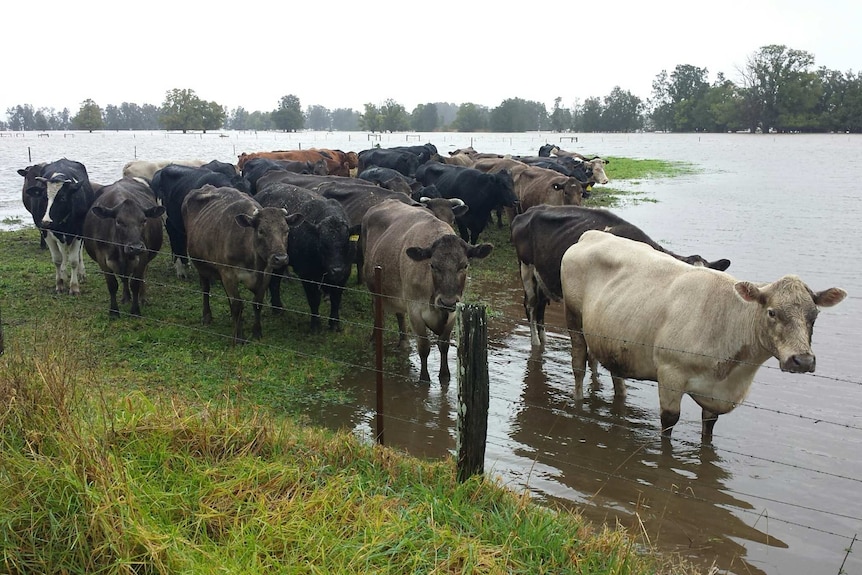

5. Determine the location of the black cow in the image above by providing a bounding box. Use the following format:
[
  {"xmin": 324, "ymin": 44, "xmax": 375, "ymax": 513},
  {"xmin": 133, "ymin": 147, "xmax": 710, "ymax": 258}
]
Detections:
[
  {"xmin": 150, "ymin": 163, "xmax": 251, "ymax": 278},
  {"xmin": 18, "ymin": 163, "xmax": 48, "ymax": 248},
  {"xmin": 83, "ymin": 177, "xmax": 165, "ymax": 317},
  {"xmin": 356, "ymin": 148, "xmax": 420, "ymax": 177},
  {"xmin": 31, "ymin": 158, "xmax": 96, "ymax": 294},
  {"xmin": 538, "ymin": 144, "xmax": 557, "ymax": 157},
  {"xmin": 357, "ymin": 166, "xmax": 414, "ymax": 196},
  {"xmin": 385, "ymin": 143, "xmax": 440, "ymax": 165},
  {"xmin": 200, "ymin": 159, "xmax": 240, "ymax": 177},
  {"xmin": 256, "ymin": 183, "xmax": 359, "ymax": 332},
  {"xmin": 416, "ymin": 165, "xmax": 517, "ymax": 244},
  {"xmin": 510, "ymin": 205, "xmax": 732, "ymax": 348}
]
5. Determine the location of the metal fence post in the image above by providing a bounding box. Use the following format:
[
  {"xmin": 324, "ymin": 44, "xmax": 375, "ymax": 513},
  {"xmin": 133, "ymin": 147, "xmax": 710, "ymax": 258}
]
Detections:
[{"xmin": 374, "ymin": 265, "xmax": 384, "ymax": 445}]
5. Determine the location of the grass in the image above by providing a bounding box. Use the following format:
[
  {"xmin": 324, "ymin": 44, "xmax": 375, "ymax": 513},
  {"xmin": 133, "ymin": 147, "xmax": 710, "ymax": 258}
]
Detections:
[{"xmin": 0, "ymin": 156, "xmax": 701, "ymax": 574}]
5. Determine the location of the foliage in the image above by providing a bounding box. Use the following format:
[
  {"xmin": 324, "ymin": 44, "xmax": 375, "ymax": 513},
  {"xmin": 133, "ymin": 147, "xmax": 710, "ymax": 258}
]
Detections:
[
  {"xmin": 331, "ymin": 107, "xmax": 360, "ymax": 131},
  {"xmin": 452, "ymin": 103, "xmax": 489, "ymax": 132},
  {"xmin": 490, "ymin": 98, "xmax": 547, "ymax": 132},
  {"xmin": 72, "ymin": 99, "xmax": 104, "ymax": 132},
  {"xmin": 271, "ymin": 94, "xmax": 304, "ymax": 132},
  {"xmin": 380, "ymin": 99, "xmax": 409, "ymax": 132},
  {"xmin": 411, "ymin": 102, "xmax": 439, "ymax": 132},
  {"xmin": 305, "ymin": 104, "xmax": 332, "ymax": 130},
  {"xmin": 550, "ymin": 97, "xmax": 574, "ymax": 131},
  {"xmin": 160, "ymin": 88, "xmax": 225, "ymax": 133}
]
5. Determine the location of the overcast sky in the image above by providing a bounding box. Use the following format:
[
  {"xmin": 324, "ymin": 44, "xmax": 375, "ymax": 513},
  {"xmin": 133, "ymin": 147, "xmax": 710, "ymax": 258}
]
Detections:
[{"xmin": 4, "ymin": 0, "xmax": 860, "ymax": 116}]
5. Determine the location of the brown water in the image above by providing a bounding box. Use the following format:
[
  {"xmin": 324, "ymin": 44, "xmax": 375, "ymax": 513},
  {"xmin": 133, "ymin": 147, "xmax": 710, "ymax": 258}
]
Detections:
[{"xmin": 2, "ymin": 131, "xmax": 860, "ymax": 574}]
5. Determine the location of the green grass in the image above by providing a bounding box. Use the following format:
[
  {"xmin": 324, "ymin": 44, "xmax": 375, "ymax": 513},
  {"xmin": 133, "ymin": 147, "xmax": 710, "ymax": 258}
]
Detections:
[{"xmin": 0, "ymin": 157, "xmax": 702, "ymax": 574}]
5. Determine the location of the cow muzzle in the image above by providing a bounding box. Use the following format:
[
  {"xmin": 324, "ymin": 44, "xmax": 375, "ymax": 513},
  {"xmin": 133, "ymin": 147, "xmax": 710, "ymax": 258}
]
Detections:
[
  {"xmin": 124, "ymin": 243, "xmax": 145, "ymax": 256},
  {"xmin": 437, "ymin": 296, "xmax": 459, "ymax": 312},
  {"xmin": 270, "ymin": 254, "xmax": 289, "ymax": 268},
  {"xmin": 781, "ymin": 353, "xmax": 816, "ymax": 373}
]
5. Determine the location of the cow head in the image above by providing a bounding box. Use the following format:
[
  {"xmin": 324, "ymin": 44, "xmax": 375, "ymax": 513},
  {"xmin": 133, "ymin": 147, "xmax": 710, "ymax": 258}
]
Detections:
[
  {"xmin": 419, "ymin": 197, "xmax": 468, "ymax": 226},
  {"xmin": 587, "ymin": 158, "xmax": 610, "ymax": 185},
  {"xmin": 405, "ymin": 235, "xmax": 493, "ymax": 312},
  {"xmin": 491, "ymin": 170, "xmax": 519, "ymax": 208},
  {"xmin": 312, "ymin": 212, "xmax": 356, "ymax": 286},
  {"xmin": 235, "ymin": 207, "xmax": 303, "ymax": 270},
  {"xmin": 734, "ymin": 275, "xmax": 846, "ymax": 373},
  {"xmin": 35, "ymin": 172, "xmax": 81, "ymax": 228},
  {"xmin": 91, "ymin": 199, "xmax": 165, "ymax": 256}
]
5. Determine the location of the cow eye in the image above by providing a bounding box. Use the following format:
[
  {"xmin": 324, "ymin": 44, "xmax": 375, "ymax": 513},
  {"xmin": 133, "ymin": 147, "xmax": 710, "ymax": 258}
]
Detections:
[{"xmin": 767, "ymin": 308, "xmax": 776, "ymax": 319}]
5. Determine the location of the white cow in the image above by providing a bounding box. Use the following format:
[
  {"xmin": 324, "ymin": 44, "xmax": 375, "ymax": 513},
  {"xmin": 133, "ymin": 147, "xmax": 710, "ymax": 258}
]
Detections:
[
  {"xmin": 121, "ymin": 159, "xmax": 207, "ymax": 182},
  {"xmin": 561, "ymin": 230, "xmax": 846, "ymax": 441}
]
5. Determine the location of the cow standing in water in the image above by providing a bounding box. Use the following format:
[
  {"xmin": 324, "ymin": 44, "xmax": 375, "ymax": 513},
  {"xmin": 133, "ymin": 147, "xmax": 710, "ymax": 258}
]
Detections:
[
  {"xmin": 362, "ymin": 198, "xmax": 493, "ymax": 383},
  {"xmin": 31, "ymin": 158, "xmax": 96, "ymax": 295},
  {"xmin": 561, "ymin": 230, "xmax": 846, "ymax": 442},
  {"xmin": 182, "ymin": 185, "xmax": 302, "ymax": 343},
  {"xmin": 83, "ymin": 177, "xmax": 165, "ymax": 317}
]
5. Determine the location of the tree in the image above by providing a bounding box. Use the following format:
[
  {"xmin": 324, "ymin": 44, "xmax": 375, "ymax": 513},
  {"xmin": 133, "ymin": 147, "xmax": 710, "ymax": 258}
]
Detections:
[
  {"xmin": 359, "ymin": 103, "xmax": 383, "ymax": 132},
  {"xmin": 247, "ymin": 110, "xmax": 273, "ymax": 131},
  {"xmin": 649, "ymin": 70, "xmax": 674, "ymax": 131},
  {"xmin": 739, "ymin": 44, "xmax": 815, "ymax": 133},
  {"xmin": 576, "ymin": 97, "xmax": 603, "ymax": 132},
  {"xmin": 201, "ymin": 101, "xmax": 226, "ymax": 132},
  {"xmin": 602, "ymin": 87, "xmax": 643, "ymax": 132},
  {"xmin": 452, "ymin": 103, "xmax": 488, "ymax": 132},
  {"xmin": 380, "ymin": 99, "xmax": 409, "ymax": 132},
  {"xmin": 306, "ymin": 105, "xmax": 332, "ymax": 130},
  {"xmin": 411, "ymin": 103, "xmax": 439, "ymax": 132},
  {"xmin": 549, "ymin": 97, "xmax": 573, "ymax": 132},
  {"xmin": 72, "ymin": 99, "xmax": 103, "ymax": 132},
  {"xmin": 331, "ymin": 108, "xmax": 360, "ymax": 131},
  {"xmin": 490, "ymin": 98, "xmax": 547, "ymax": 132},
  {"xmin": 272, "ymin": 94, "xmax": 304, "ymax": 132},
  {"xmin": 160, "ymin": 89, "xmax": 207, "ymax": 133}
]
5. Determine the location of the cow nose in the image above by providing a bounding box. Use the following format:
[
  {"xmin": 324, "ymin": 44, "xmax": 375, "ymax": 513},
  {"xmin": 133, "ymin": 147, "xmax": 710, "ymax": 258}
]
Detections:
[
  {"xmin": 124, "ymin": 243, "xmax": 145, "ymax": 256},
  {"xmin": 270, "ymin": 254, "xmax": 289, "ymax": 267},
  {"xmin": 783, "ymin": 353, "xmax": 816, "ymax": 373},
  {"xmin": 438, "ymin": 296, "xmax": 459, "ymax": 311}
]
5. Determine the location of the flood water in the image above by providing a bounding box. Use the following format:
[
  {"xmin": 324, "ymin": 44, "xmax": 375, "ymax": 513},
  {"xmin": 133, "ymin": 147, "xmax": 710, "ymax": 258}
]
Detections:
[{"xmin": 2, "ymin": 130, "xmax": 860, "ymax": 574}]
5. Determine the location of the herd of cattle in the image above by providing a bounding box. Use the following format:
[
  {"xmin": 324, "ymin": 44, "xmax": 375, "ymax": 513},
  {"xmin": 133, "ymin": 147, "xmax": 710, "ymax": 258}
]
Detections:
[{"xmin": 17, "ymin": 142, "xmax": 845, "ymax": 441}]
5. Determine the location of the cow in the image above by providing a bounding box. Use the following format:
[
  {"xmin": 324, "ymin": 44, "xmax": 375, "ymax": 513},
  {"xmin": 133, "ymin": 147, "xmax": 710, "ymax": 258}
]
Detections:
[
  {"xmin": 313, "ymin": 148, "xmax": 357, "ymax": 176},
  {"xmin": 386, "ymin": 143, "xmax": 441, "ymax": 165},
  {"xmin": 255, "ymin": 183, "xmax": 359, "ymax": 332},
  {"xmin": 511, "ymin": 205, "xmax": 732, "ymax": 350},
  {"xmin": 83, "ymin": 177, "xmax": 165, "ymax": 317},
  {"xmin": 551, "ymin": 148, "xmax": 610, "ymax": 185},
  {"xmin": 182, "ymin": 184, "xmax": 302, "ymax": 343},
  {"xmin": 31, "ymin": 158, "xmax": 97, "ymax": 294},
  {"xmin": 237, "ymin": 149, "xmax": 346, "ymax": 176},
  {"xmin": 362, "ymin": 198, "xmax": 493, "ymax": 383},
  {"xmin": 18, "ymin": 163, "xmax": 48, "ymax": 248},
  {"xmin": 538, "ymin": 144, "xmax": 558, "ymax": 157},
  {"xmin": 356, "ymin": 148, "xmax": 420, "ymax": 177},
  {"xmin": 121, "ymin": 159, "xmax": 208, "ymax": 182},
  {"xmin": 150, "ymin": 163, "xmax": 251, "ymax": 278},
  {"xmin": 242, "ymin": 158, "xmax": 328, "ymax": 194},
  {"xmin": 357, "ymin": 166, "xmax": 415, "ymax": 196},
  {"xmin": 415, "ymin": 165, "xmax": 517, "ymax": 244},
  {"xmin": 561, "ymin": 229, "xmax": 845, "ymax": 441}
]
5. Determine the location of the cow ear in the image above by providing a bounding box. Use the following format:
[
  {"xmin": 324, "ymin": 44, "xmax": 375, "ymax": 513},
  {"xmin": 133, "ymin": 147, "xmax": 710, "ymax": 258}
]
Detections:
[
  {"xmin": 468, "ymin": 243, "xmax": 494, "ymax": 260},
  {"xmin": 813, "ymin": 287, "xmax": 847, "ymax": 308},
  {"xmin": 452, "ymin": 204, "xmax": 469, "ymax": 218},
  {"xmin": 17, "ymin": 168, "xmax": 27, "ymax": 177},
  {"xmin": 91, "ymin": 206, "xmax": 117, "ymax": 220},
  {"xmin": 734, "ymin": 281, "xmax": 763, "ymax": 303},
  {"xmin": 709, "ymin": 258, "xmax": 732, "ymax": 271},
  {"xmin": 285, "ymin": 212, "xmax": 304, "ymax": 226},
  {"xmin": 406, "ymin": 247, "xmax": 432, "ymax": 261},
  {"xmin": 235, "ymin": 213, "xmax": 255, "ymax": 228},
  {"xmin": 145, "ymin": 205, "xmax": 166, "ymax": 219}
]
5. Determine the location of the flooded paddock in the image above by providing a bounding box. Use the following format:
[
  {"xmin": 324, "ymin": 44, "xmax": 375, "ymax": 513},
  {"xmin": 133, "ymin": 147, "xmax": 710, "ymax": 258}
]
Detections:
[{"xmin": 2, "ymin": 131, "xmax": 860, "ymax": 574}]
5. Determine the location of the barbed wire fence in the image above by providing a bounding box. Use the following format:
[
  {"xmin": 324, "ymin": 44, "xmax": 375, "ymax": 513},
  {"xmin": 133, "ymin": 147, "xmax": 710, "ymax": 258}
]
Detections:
[{"xmin": 3, "ymin": 229, "xmax": 861, "ymax": 574}]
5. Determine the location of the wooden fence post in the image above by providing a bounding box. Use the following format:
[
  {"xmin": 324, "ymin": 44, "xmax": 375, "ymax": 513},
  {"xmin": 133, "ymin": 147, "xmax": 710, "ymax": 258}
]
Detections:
[{"xmin": 455, "ymin": 302, "xmax": 489, "ymax": 482}]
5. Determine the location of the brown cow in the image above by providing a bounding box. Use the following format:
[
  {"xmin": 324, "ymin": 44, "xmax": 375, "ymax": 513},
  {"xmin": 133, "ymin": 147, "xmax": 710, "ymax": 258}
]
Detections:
[
  {"xmin": 83, "ymin": 177, "xmax": 165, "ymax": 317},
  {"xmin": 362, "ymin": 198, "xmax": 492, "ymax": 382},
  {"xmin": 182, "ymin": 184, "xmax": 302, "ymax": 343},
  {"xmin": 561, "ymin": 230, "xmax": 846, "ymax": 442},
  {"xmin": 237, "ymin": 149, "xmax": 352, "ymax": 176}
]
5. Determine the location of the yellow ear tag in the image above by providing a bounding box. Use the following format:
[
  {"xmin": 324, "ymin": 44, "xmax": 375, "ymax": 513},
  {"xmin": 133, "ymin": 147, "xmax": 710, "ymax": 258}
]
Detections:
[
  {"xmin": 349, "ymin": 234, "xmax": 360, "ymax": 242},
  {"xmin": 586, "ymin": 184, "xmax": 593, "ymax": 192}
]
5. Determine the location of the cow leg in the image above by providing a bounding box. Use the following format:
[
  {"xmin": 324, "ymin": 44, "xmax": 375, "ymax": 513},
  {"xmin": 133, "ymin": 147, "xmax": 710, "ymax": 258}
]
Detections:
[
  {"xmin": 657, "ymin": 369, "xmax": 685, "ymax": 438},
  {"xmin": 300, "ymin": 280, "xmax": 323, "ymax": 333},
  {"xmin": 520, "ymin": 264, "xmax": 544, "ymax": 347},
  {"xmin": 437, "ymin": 338, "xmax": 451, "ymax": 383},
  {"xmin": 250, "ymin": 291, "xmax": 264, "ymax": 341},
  {"xmin": 564, "ymin": 306, "xmax": 588, "ymax": 399},
  {"xmin": 129, "ymin": 272, "xmax": 144, "ymax": 317},
  {"xmin": 166, "ymin": 221, "xmax": 188, "ymax": 279},
  {"xmin": 396, "ymin": 313, "xmax": 410, "ymax": 349},
  {"xmin": 587, "ymin": 353, "xmax": 602, "ymax": 390},
  {"xmin": 105, "ymin": 272, "xmax": 120, "ymax": 318},
  {"xmin": 701, "ymin": 409, "xmax": 719, "ymax": 444},
  {"xmin": 327, "ymin": 287, "xmax": 343, "ymax": 332},
  {"xmin": 456, "ymin": 221, "xmax": 470, "ymax": 244},
  {"xmin": 611, "ymin": 375, "xmax": 627, "ymax": 399},
  {"xmin": 200, "ymin": 276, "xmax": 213, "ymax": 326},
  {"xmin": 67, "ymin": 239, "xmax": 84, "ymax": 295},
  {"xmin": 45, "ymin": 233, "xmax": 66, "ymax": 293},
  {"xmin": 416, "ymin": 333, "xmax": 432, "ymax": 383}
]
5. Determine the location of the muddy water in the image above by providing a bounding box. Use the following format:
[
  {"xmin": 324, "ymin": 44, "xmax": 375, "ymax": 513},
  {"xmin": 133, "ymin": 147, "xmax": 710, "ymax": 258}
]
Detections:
[
  {"xmin": 308, "ymin": 134, "xmax": 862, "ymax": 575},
  {"xmin": 2, "ymin": 131, "xmax": 859, "ymax": 574}
]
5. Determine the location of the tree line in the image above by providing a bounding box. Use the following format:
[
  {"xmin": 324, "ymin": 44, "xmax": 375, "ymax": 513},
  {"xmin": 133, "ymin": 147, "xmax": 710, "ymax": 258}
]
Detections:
[{"xmin": 4, "ymin": 45, "xmax": 861, "ymax": 134}]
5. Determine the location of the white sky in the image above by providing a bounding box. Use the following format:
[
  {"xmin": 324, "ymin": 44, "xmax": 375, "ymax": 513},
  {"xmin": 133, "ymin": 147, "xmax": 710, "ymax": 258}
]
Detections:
[{"xmin": 4, "ymin": 0, "xmax": 860, "ymax": 115}]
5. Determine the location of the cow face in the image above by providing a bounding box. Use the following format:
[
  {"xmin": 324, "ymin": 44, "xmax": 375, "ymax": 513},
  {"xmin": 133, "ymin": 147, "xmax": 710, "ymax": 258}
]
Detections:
[
  {"xmin": 92, "ymin": 199, "xmax": 165, "ymax": 256},
  {"xmin": 492, "ymin": 170, "xmax": 519, "ymax": 207},
  {"xmin": 406, "ymin": 235, "xmax": 493, "ymax": 311},
  {"xmin": 734, "ymin": 275, "xmax": 846, "ymax": 373},
  {"xmin": 235, "ymin": 207, "xmax": 301, "ymax": 270},
  {"xmin": 315, "ymin": 216, "xmax": 354, "ymax": 285},
  {"xmin": 36, "ymin": 173, "xmax": 80, "ymax": 227},
  {"xmin": 587, "ymin": 158, "xmax": 610, "ymax": 185}
]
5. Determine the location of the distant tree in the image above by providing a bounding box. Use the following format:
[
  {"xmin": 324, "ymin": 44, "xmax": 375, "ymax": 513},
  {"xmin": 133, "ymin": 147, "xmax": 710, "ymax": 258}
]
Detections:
[
  {"xmin": 602, "ymin": 87, "xmax": 643, "ymax": 132},
  {"xmin": 73, "ymin": 99, "xmax": 104, "ymax": 132},
  {"xmin": 433, "ymin": 102, "xmax": 459, "ymax": 128},
  {"xmin": 649, "ymin": 70, "xmax": 674, "ymax": 131},
  {"xmin": 140, "ymin": 104, "xmax": 161, "ymax": 129},
  {"xmin": 452, "ymin": 103, "xmax": 489, "ymax": 132},
  {"xmin": 201, "ymin": 101, "xmax": 226, "ymax": 132},
  {"xmin": 103, "ymin": 104, "xmax": 121, "ymax": 130},
  {"xmin": 549, "ymin": 97, "xmax": 573, "ymax": 132},
  {"xmin": 226, "ymin": 107, "xmax": 249, "ymax": 130},
  {"xmin": 247, "ymin": 110, "xmax": 273, "ymax": 131},
  {"xmin": 359, "ymin": 103, "xmax": 383, "ymax": 132},
  {"xmin": 331, "ymin": 108, "xmax": 360, "ymax": 131},
  {"xmin": 305, "ymin": 105, "xmax": 332, "ymax": 130},
  {"xmin": 411, "ymin": 103, "xmax": 439, "ymax": 132},
  {"xmin": 576, "ymin": 97, "xmax": 603, "ymax": 132},
  {"xmin": 380, "ymin": 99, "xmax": 409, "ymax": 132},
  {"xmin": 160, "ymin": 89, "xmax": 207, "ymax": 132},
  {"xmin": 490, "ymin": 98, "xmax": 547, "ymax": 132},
  {"xmin": 272, "ymin": 94, "xmax": 304, "ymax": 132},
  {"xmin": 739, "ymin": 44, "xmax": 815, "ymax": 132},
  {"xmin": 34, "ymin": 110, "xmax": 49, "ymax": 131},
  {"xmin": 704, "ymin": 74, "xmax": 745, "ymax": 132}
]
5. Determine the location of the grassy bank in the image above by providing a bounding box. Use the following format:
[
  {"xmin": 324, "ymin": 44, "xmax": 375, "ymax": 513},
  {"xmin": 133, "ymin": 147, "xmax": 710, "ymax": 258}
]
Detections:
[{"xmin": 0, "ymin": 157, "xmax": 700, "ymax": 573}]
